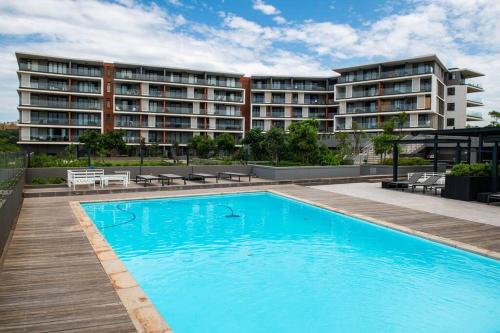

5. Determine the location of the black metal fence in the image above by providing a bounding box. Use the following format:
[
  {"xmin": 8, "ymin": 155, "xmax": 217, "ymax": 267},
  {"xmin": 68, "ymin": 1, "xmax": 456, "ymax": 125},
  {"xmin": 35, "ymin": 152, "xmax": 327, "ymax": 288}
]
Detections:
[{"xmin": 0, "ymin": 152, "xmax": 28, "ymax": 259}]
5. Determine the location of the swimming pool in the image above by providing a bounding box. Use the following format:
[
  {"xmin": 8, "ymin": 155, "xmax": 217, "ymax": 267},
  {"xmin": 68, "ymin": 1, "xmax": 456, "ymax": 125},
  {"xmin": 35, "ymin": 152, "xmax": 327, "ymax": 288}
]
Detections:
[{"xmin": 82, "ymin": 191, "xmax": 500, "ymax": 333}]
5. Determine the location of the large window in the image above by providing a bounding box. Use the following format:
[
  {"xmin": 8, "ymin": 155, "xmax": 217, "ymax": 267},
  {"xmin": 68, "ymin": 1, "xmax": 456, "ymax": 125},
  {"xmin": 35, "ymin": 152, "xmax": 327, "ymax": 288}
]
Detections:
[
  {"xmin": 447, "ymin": 87, "xmax": 455, "ymax": 96},
  {"xmin": 447, "ymin": 118, "xmax": 455, "ymax": 127}
]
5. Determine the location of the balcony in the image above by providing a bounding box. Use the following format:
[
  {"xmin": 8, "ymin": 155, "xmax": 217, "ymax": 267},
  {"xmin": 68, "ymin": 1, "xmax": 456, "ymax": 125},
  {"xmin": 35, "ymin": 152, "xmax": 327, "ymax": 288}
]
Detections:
[
  {"xmin": 213, "ymin": 95, "xmax": 243, "ymax": 103},
  {"xmin": 418, "ymin": 120, "xmax": 432, "ymax": 128},
  {"xmin": 337, "ymin": 73, "xmax": 380, "ymax": 84},
  {"xmin": 166, "ymin": 91, "xmax": 188, "ymax": 99},
  {"xmin": 308, "ymin": 113, "xmax": 327, "ymax": 119},
  {"xmin": 214, "ymin": 110, "xmax": 242, "ymax": 117},
  {"xmin": 346, "ymin": 106, "xmax": 377, "ymax": 114},
  {"xmin": 292, "ymin": 112, "xmax": 303, "ymax": 118},
  {"xmin": 27, "ymin": 100, "xmax": 69, "ymax": 109},
  {"xmin": 271, "ymin": 98, "xmax": 286, "ymax": 104},
  {"xmin": 115, "ymin": 120, "xmax": 141, "ymax": 128},
  {"xmin": 115, "ymin": 105, "xmax": 142, "ymax": 112},
  {"xmin": 19, "ymin": 63, "xmax": 102, "ymax": 77},
  {"xmin": 252, "ymin": 97, "xmax": 265, "ymax": 103},
  {"xmin": 251, "ymin": 83, "xmax": 329, "ymax": 91},
  {"xmin": 71, "ymin": 85, "xmax": 100, "ymax": 94},
  {"xmin": 270, "ymin": 112, "xmax": 285, "ymax": 118},
  {"xmin": 124, "ymin": 137, "xmax": 141, "ymax": 143},
  {"xmin": 147, "ymin": 90, "xmax": 164, "ymax": 97},
  {"xmin": 22, "ymin": 83, "xmax": 68, "ymax": 92},
  {"xmin": 114, "ymin": 72, "xmax": 242, "ymax": 88},
  {"xmin": 71, "ymin": 102, "xmax": 101, "ymax": 110},
  {"xmin": 30, "ymin": 135, "xmax": 69, "ymax": 142},
  {"xmin": 167, "ymin": 107, "xmax": 194, "ymax": 115},
  {"xmin": 166, "ymin": 123, "xmax": 191, "ymax": 129},
  {"xmin": 359, "ymin": 123, "xmax": 378, "ymax": 129},
  {"xmin": 252, "ymin": 111, "xmax": 261, "ymax": 117},
  {"xmin": 115, "ymin": 89, "xmax": 140, "ymax": 96},
  {"xmin": 70, "ymin": 119, "xmax": 101, "ymax": 126},
  {"xmin": 466, "ymin": 97, "xmax": 484, "ymax": 107},
  {"xmin": 378, "ymin": 104, "xmax": 418, "ymax": 113},
  {"xmin": 216, "ymin": 124, "xmax": 243, "ymax": 130},
  {"xmin": 380, "ymin": 67, "xmax": 433, "ymax": 79},
  {"xmin": 29, "ymin": 118, "xmax": 68, "ymax": 125},
  {"xmin": 304, "ymin": 99, "xmax": 327, "ymax": 105}
]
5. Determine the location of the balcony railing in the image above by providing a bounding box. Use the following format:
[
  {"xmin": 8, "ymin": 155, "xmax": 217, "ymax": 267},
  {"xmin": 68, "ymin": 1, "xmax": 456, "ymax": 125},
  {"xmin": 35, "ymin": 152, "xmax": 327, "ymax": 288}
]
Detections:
[
  {"xmin": 19, "ymin": 63, "xmax": 102, "ymax": 77},
  {"xmin": 167, "ymin": 107, "xmax": 194, "ymax": 114},
  {"xmin": 22, "ymin": 83, "xmax": 68, "ymax": 91},
  {"xmin": 115, "ymin": 72, "xmax": 242, "ymax": 88},
  {"xmin": 216, "ymin": 124, "xmax": 242, "ymax": 130},
  {"xmin": 70, "ymin": 119, "xmax": 101, "ymax": 126},
  {"xmin": 338, "ymin": 86, "xmax": 431, "ymax": 100},
  {"xmin": 71, "ymin": 102, "xmax": 101, "ymax": 110},
  {"xmin": 71, "ymin": 86, "xmax": 100, "ymax": 94},
  {"xmin": 251, "ymin": 83, "xmax": 329, "ymax": 91},
  {"xmin": 124, "ymin": 137, "xmax": 141, "ymax": 143},
  {"xmin": 270, "ymin": 112, "xmax": 285, "ymax": 118},
  {"xmin": 115, "ymin": 105, "xmax": 142, "ymax": 112},
  {"xmin": 214, "ymin": 110, "xmax": 242, "ymax": 117},
  {"xmin": 29, "ymin": 118, "xmax": 68, "ymax": 125},
  {"xmin": 308, "ymin": 113, "xmax": 327, "ymax": 119},
  {"xmin": 166, "ymin": 123, "xmax": 191, "ymax": 129},
  {"xmin": 418, "ymin": 120, "xmax": 432, "ymax": 128},
  {"xmin": 292, "ymin": 112, "xmax": 303, "ymax": 118},
  {"xmin": 30, "ymin": 135, "xmax": 69, "ymax": 142},
  {"xmin": 115, "ymin": 89, "xmax": 140, "ymax": 96},
  {"xmin": 346, "ymin": 106, "xmax": 378, "ymax": 114},
  {"xmin": 337, "ymin": 67, "xmax": 433, "ymax": 84},
  {"xmin": 27, "ymin": 100, "xmax": 69, "ymax": 109},
  {"xmin": 115, "ymin": 121, "xmax": 141, "ymax": 128}
]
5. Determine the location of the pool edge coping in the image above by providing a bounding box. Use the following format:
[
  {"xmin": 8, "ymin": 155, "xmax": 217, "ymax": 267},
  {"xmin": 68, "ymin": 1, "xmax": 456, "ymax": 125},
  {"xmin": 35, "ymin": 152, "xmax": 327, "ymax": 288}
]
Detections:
[{"xmin": 267, "ymin": 189, "xmax": 500, "ymax": 261}]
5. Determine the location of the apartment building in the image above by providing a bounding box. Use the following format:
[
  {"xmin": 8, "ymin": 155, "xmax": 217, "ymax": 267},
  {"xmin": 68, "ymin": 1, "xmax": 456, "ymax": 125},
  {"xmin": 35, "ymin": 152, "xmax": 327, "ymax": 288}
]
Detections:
[
  {"xmin": 16, "ymin": 53, "xmax": 245, "ymax": 153},
  {"xmin": 249, "ymin": 76, "xmax": 337, "ymax": 133},
  {"xmin": 16, "ymin": 53, "xmax": 484, "ymax": 152},
  {"xmin": 333, "ymin": 55, "xmax": 484, "ymax": 133}
]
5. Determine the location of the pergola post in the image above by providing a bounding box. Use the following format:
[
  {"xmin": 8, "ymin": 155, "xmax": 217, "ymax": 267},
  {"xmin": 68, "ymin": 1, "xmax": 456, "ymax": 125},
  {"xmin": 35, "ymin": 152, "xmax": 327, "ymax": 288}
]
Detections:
[
  {"xmin": 493, "ymin": 142, "xmax": 498, "ymax": 193},
  {"xmin": 392, "ymin": 142, "xmax": 398, "ymax": 181},
  {"xmin": 478, "ymin": 133, "xmax": 483, "ymax": 163},
  {"xmin": 433, "ymin": 134, "xmax": 438, "ymax": 173},
  {"xmin": 467, "ymin": 137, "xmax": 471, "ymax": 163},
  {"xmin": 455, "ymin": 142, "xmax": 461, "ymax": 163}
]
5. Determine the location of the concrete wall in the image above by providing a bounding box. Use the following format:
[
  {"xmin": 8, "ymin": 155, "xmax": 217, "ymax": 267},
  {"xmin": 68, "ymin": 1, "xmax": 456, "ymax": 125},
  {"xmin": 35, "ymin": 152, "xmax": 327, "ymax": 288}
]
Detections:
[
  {"xmin": 252, "ymin": 164, "xmax": 445, "ymax": 181},
  {"xmin": 25, "ymin": 165, "xmax": 252, "ymax": 183}
]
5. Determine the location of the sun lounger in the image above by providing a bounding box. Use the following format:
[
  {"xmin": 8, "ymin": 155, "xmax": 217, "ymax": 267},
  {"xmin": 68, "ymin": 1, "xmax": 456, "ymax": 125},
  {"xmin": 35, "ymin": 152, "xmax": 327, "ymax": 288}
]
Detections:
[
  {"xmin": 217, "ymin": 172, "xmax": 251, "ymax": 182},
  {"xmin": 135, "ymin": 174, "xmax": 160, "ymax": 187},
  {"xmin": 487, "ymin": 193, "xmax": 500, "ymax": 204},
  {"xmin": 385, "ymin": 172, "xmax": 423, "ymax": 190},
  {"xmin": 188, "ymin": 173, "xmax": 218, "ymax": 183},
  {"xmin": 411, "ymin": 175, "xmax": 443, "ymax": 194},
  {"xmin": 158, "ymin": 173, "xmax": 186, "ymax": 186}
]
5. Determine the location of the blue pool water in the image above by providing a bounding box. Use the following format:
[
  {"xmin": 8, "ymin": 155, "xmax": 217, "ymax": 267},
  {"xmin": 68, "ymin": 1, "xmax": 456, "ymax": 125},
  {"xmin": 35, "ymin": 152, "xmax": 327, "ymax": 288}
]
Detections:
[{"xmin": 82, "ymin": 192, "xmax": 500, "ymax": 333}]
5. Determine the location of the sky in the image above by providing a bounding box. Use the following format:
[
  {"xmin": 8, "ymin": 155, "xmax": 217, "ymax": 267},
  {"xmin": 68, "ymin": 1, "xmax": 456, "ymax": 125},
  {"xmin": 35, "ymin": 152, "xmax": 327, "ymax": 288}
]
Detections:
[{"xmin": 0, "ymin": 0, "xmax": 498, "ymax": 123}]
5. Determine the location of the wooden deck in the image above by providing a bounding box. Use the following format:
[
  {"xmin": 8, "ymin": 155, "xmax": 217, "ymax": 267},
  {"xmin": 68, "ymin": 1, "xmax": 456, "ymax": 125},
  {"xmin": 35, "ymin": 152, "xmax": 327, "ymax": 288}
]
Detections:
[
  {"xmin": 0, "ymin": 199, "xmax": 137, "ymax": 332},
  {"xmin": 0, "ymin": 184, "xmax": 499, "ymax": 332}
]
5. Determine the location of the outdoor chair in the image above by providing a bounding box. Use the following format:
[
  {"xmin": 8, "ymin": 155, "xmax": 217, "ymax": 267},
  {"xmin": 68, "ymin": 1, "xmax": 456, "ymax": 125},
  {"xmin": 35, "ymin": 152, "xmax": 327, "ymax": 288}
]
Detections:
[
  {"xmin": 386, "ymin": 172, "xmax": 423, "ymax": 190},
  {"xmin": 411, "ymin": 175, "xmax": 444, "ymax": 194}
]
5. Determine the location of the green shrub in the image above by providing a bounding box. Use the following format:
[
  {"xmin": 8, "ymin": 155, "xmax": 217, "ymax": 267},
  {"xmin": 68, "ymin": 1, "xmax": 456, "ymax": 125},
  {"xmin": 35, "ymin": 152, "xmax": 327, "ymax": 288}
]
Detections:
[
  {"xmin": 382, "ymin": 157, "xmax": 430, "ymax": 166},
  {"xmin": 451, "ymin": 163, "xmax": 491, "ymax": 177},
  {"xmin": 31, "ymin": 176, "xmax": 66, "ymax": 185},
  {"xmin": 30, "ymin": 154, "xmax": 87, "ymax": 168}
]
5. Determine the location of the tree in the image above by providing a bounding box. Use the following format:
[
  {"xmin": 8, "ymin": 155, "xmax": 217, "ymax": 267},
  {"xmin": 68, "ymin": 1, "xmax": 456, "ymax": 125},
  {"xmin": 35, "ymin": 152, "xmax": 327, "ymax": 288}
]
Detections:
[
  {"xmin": 190, "ymin": 135, "xmax": 215, "ymax": 158},
  {"xmin": 264, "ymin": 126, "xmax": 286, "ymax": 165},
  {"xmin": 0, "ymin": 129, "xmax": 19, "ymax": 152},
  {"xmin": 171, "ymin": 140, "xmax": 180, "ymax": 163},
  {"xmin": 215, "ymin": 133, "xmax": 236, "ymax": 157},
  {"xmin": 287, "ymin": 119, "xmax": 320, "ymax": 164},
  {"xmin": 333, "ymin": 131, "xmax": 352, "ymax": 162},
  {"xmin": 148, "ymin": 143, "xmax": 161, "ymax": 157},
  {"xmin": 241, "ymin": 128, "xmax": 267, "ymax": 160},
  {"xmin": 489, "ymin": 110, "xmax": 500, "ymax": 127},
  {"xmin": 371, "ymin": 133, "xmax": 397, "ymax": 161},
  {"xmin": 393, "ymin": 112, "xmax": 409, "ymax": 136},
  {"xmin": 351, "ymin": 121, "xmax": 366, "ymax": 155},
  {"xmin": 102, "ymin": 130, "xmax": 126, "ymax": 155},
  {"xmin": 78, "ymin": 130, "xmax": 103, "ymax": 157}
]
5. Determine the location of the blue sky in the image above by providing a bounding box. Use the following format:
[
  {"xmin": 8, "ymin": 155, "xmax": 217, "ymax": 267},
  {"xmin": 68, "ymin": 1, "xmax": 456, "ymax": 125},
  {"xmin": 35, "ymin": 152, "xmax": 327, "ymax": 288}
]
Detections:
[{"xmin": 0, "ymin": 0, "xmax": 498, "ymax": 122}]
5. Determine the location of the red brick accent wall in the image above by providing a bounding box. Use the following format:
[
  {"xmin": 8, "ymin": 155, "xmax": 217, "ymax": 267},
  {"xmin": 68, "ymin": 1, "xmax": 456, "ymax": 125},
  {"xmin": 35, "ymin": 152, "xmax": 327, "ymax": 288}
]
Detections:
[
  {"xmin": 103, "ymin": 63, "xmax": 115, "ymax": 133},
  {"xmin": 240, "ymin": 77, "xmax": 251, "ymax": 131}
]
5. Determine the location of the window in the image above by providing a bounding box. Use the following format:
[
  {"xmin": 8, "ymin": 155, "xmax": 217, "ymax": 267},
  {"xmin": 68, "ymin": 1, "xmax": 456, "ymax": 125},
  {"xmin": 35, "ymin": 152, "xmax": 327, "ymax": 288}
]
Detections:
[
  {"xmin": 447, "ymin": 87, "xmax": 455, "ymax": 95},
  {"xmin": 106, "ymin": 83, "xmax": 111, "ymax": 93},
  {"xmin": 106, "ymin": 100, "xmax": 111, "ymax": 108},
  {"xmin": 447, "ymin": 103, "xmax": 455, "ymax": 111},
  {"xmin": 447, "ymin": 118, "xmax": 455, "ymax": 127},
  {"xmin": 107, "ymin": 69, "xmax": 111, "ymax": 77}
]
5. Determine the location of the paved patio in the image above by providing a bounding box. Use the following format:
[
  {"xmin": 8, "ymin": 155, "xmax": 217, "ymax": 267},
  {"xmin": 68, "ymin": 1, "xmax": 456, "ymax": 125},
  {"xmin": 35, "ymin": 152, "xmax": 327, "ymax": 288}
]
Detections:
[{"xmin": 311, "ymin": 182, "xmax": 500, "ymax": 227}]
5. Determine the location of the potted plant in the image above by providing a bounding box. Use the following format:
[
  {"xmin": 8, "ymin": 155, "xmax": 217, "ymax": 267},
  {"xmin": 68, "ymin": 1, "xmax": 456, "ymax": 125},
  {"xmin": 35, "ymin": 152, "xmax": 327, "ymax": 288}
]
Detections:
[{"xmin": 443, "ymin": 163, "xmax": 494, "ymax": 201}]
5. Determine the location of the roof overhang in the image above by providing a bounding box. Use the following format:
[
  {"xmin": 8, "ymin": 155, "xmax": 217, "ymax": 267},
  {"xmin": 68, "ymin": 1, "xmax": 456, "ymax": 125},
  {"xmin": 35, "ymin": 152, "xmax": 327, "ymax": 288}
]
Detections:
[
  {"xmin": 332, "ymin": 54, "xmax": 447, "ymax": 73},
  {"xmin": 448, "ymin": 68, "xmax": 485, "ymax": 78}
]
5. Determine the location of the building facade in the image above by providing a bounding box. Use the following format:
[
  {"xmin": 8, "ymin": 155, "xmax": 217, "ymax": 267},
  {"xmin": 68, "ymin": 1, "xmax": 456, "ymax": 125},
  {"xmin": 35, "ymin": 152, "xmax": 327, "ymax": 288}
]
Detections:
[
  {"xmin": 16, "ymin": 53, "xmax": 484, "ymax": 152},
  {"xmin": 333, "ymin": 55, "xmax": 484, "ymax": 133},
  {"xmin": 16, "ymin": 53, "xmax": 245, "ymax": 153},
  {"xmin": 249, "ymin": 76, "xmax": 337, "ymax": 133}
]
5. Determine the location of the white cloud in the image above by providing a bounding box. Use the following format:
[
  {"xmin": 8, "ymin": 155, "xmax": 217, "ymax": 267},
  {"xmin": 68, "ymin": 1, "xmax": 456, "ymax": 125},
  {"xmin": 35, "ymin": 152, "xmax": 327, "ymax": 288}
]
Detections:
[
  {"xmin": 0, "ymin": 0, "xmax": 499, "ymax": 123},
  {"xmin": 252, "ymin": 0, "xmax": 280, "ymax": 16},
  {"xmin": 272, "ymin": 16, "xmax": 286, "ymax": 25},
  {"xmin": 168, "ymin": 0, "xmax": 182, "ymax": 7}
]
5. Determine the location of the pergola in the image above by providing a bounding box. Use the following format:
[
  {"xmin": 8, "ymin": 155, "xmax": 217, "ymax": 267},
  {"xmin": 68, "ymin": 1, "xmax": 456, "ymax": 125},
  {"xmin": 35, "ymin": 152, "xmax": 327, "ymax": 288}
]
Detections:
[{"xmin": 383, "ymin": 127, "xmax": 500, "ymax": 183}]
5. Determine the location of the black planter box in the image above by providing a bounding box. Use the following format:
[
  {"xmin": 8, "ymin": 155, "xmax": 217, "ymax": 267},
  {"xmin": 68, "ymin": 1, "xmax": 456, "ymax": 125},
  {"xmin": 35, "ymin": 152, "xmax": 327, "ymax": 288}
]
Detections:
[{"xmin": 443, "ymin": 175, "xmax": 493, "ymax": 201}]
